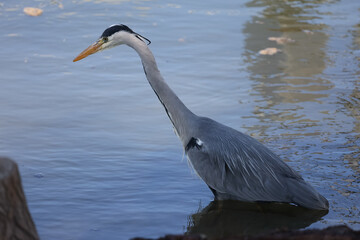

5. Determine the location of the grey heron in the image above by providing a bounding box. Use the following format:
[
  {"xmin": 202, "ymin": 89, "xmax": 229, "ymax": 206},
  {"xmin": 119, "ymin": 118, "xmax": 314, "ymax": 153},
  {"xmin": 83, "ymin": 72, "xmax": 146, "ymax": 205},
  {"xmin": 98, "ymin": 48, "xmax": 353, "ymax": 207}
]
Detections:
[{"xmin": 73, "ymin": 24, "xmax": 329, "ymax": 210}]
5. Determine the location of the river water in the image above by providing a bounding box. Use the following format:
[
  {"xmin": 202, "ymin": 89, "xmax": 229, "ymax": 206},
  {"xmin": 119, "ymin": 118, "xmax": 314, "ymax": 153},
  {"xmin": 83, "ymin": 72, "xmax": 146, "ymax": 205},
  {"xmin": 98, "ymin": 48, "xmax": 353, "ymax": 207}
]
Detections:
[{"xmin": 0, "ymin": 0, "xmax": 359, "ymax": 239}]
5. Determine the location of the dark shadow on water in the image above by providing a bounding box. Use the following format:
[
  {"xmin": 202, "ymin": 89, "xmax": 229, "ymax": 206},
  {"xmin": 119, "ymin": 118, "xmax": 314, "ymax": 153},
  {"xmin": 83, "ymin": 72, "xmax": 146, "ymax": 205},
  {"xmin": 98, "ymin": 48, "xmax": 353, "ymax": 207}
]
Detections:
[{"xmin": 187, "ymin": 200, "xmax": 328, "ymax": 239}]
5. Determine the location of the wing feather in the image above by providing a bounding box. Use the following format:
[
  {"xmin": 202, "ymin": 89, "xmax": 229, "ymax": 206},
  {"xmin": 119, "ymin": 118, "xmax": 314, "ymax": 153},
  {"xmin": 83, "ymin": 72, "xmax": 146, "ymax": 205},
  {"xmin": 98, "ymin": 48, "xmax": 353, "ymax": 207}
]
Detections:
[{"xmin": 186, "ymin": 117, "xmax": 304, "ymax": 203}]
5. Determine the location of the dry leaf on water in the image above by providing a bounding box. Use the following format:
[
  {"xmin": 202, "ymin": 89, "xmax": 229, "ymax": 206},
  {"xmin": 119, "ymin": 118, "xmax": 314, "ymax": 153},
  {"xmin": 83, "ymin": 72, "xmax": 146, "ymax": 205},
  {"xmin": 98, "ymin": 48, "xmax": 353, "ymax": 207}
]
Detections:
[
  {"xmin": 259, "ymin": 47, "xmax": 280, "ymax": 55},
  {"xmin": 23, "ymin": 7, "xmax": 43, "ymax": 16}
]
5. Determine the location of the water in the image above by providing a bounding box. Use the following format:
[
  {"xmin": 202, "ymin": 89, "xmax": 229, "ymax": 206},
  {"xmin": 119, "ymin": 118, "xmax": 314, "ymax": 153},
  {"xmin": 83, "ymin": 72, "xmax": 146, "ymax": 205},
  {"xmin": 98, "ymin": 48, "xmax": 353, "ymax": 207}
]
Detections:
[{"xmin": 0, "ymin": 0, "xmax": 359, "ymax": 239}]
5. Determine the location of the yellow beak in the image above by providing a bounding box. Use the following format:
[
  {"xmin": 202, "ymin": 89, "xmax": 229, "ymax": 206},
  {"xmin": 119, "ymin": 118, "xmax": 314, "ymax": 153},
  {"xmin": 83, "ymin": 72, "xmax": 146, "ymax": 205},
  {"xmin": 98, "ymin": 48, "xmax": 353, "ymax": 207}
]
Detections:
[{"xmin": 73, "ymin": 39, "xmax": 104, "ymax": 62}]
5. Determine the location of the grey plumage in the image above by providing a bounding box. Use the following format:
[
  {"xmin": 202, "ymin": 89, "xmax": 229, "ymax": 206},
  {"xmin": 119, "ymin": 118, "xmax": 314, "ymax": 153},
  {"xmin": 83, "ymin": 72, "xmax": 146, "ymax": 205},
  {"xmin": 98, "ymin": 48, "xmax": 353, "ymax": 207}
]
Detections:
[
  {"xmin": 73, "ymin": 24, "xmax": 329, "ymax": 210},
  {"xmin": 186, "ymin": 117, "xmax": 328, "ymax": 210}
]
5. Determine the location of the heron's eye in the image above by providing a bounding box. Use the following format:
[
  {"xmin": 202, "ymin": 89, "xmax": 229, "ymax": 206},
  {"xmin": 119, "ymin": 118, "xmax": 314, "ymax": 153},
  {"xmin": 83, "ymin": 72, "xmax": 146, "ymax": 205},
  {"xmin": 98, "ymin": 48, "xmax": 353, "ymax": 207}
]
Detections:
[{"xmin": 103, "ymin": 37, "xmax": 108, "ymax": 42}]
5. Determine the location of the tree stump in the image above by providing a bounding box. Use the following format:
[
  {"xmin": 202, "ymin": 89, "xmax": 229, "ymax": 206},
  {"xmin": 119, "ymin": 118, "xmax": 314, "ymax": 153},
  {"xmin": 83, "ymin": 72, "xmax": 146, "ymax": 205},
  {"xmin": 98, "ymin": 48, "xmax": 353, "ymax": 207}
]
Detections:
[{"xmin": 0, "ymin": 157, "xmax": 39, "ymax": 240}]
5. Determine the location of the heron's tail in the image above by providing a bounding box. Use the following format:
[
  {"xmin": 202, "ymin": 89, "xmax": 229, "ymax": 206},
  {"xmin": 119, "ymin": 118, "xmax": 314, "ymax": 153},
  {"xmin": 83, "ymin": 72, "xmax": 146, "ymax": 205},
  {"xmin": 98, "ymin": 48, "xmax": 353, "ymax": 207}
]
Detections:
[{"xmin": 287, "ymin": 178, "xmax": 329, "ymax": 210}]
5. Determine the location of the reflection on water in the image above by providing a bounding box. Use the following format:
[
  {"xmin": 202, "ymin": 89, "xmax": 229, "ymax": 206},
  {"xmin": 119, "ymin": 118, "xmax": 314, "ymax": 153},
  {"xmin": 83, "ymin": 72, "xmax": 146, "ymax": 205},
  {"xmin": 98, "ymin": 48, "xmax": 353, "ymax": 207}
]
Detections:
[
  {"xmin": 342, "ymin": 88, "xmax": 360, "ymax": 174},
  {"xmin": 243, "ymin": 0, "xmax": 332, "ymax": 137},
  {"xmin": 187, "ymin": 200, "xmax": 328, "ymax": 238},
  {"xmin": 241, "ymin": 0, "xmax": 360, "ymax": 233},
  {"xmin": 342, "ymin": 17, "xmax": 360, "ymax": 175}
]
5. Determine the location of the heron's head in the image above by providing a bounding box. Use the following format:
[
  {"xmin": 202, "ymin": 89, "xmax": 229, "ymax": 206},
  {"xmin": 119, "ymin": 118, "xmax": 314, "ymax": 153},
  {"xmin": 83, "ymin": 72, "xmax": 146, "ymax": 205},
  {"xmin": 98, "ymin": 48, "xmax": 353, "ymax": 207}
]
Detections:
[{"xmin": 73, "ymin": 24, "xmax": 150, "ymax": 62}]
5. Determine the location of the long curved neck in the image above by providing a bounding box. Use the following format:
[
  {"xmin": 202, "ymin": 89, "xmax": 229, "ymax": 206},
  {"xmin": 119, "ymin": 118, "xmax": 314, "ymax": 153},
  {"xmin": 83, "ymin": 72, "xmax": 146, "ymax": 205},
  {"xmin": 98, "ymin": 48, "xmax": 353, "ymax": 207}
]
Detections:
[{"xmin": 126, "ymin": 38, "xmax": 197, "ymax": 146}]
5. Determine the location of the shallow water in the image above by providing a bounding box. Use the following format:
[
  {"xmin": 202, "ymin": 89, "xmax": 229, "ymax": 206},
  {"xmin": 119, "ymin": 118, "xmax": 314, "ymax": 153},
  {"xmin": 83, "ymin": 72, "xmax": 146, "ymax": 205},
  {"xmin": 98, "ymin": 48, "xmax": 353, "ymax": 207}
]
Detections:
[{"xmin": 0, "ymin": 0, "xmax": 359, "ymax": 239}]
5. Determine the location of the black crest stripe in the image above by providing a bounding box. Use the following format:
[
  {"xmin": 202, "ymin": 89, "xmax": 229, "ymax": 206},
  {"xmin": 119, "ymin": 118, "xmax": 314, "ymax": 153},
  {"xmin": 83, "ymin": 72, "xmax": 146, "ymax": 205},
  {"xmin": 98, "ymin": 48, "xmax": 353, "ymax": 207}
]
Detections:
[{"xmin": 101, "ymin": 24, "xmax": 134, "ymax": 38}]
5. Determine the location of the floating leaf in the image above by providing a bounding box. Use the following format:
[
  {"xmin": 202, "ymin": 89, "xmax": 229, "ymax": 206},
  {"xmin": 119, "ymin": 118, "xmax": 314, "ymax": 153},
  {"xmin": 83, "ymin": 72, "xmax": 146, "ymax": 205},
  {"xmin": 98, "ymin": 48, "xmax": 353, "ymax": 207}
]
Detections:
[
  {"xmin": 23, "ymin": 7, "xmax": 43, "ymax": 16},
  {"xmin": 259, "ymin": 47, "xmax": 280, "ymax": 55}
]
